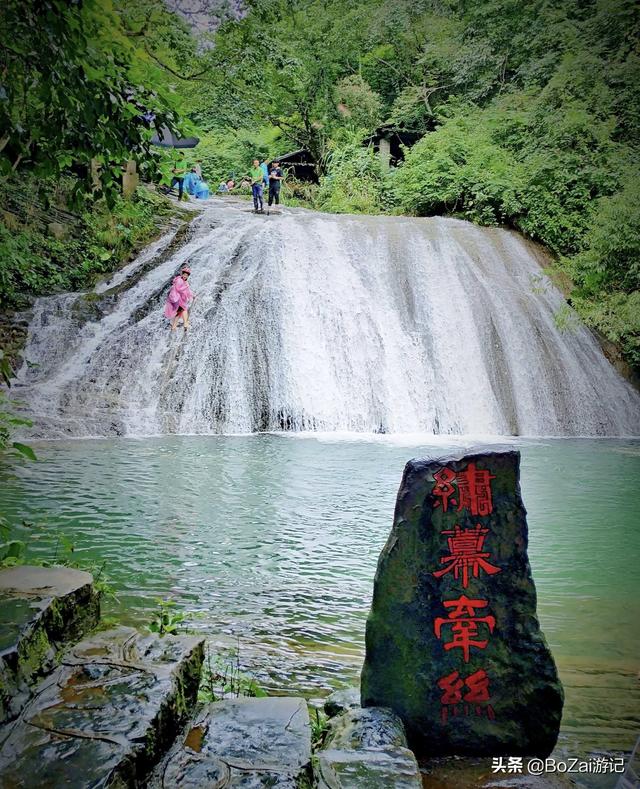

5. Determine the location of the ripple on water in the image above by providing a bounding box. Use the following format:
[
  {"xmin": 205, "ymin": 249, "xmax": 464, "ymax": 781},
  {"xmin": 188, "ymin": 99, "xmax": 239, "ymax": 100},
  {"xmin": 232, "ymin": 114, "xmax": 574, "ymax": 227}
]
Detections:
[{"xmin": 1, "ymin": 434, "xmax": 638, "ymax": 769}]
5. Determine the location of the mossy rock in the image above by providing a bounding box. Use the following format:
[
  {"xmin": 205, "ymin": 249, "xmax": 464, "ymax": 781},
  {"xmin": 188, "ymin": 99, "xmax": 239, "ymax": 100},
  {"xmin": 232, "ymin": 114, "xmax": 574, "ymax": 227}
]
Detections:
[
  {"xmin": 361, "ymin": 448, "xmax": 563, "ymax": 758},
  {"xmin": 0, "ymin": 565, "xmax": 100, "ymax": 725},
  {"xmin": 0, "ymin": 627, "xmax": 204, "ymax": 786}
]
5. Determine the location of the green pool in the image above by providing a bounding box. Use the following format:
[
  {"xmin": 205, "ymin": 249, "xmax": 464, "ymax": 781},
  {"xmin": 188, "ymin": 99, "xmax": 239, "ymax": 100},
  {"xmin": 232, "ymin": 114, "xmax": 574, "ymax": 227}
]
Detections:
[{"xmin": 1, "ymin": 435, "xmax": 638, "ymax": 782}]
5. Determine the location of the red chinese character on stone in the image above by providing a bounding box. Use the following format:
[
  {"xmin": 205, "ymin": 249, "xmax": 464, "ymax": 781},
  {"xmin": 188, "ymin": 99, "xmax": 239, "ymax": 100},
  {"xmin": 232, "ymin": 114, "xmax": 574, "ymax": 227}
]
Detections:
[
  {"xmin": 455, "ymin": 463, "xmax": 495, "ymax": 516},
  {"xmin": 433, "ymin": 524, "xmax": 501, "ymax": 588},
  {"xmin": 432, "ymin": 467, "xmax": 457, "ymax": 512},
  {"xmin": 434, "ymin": 595, "xmax": 496, "ymax": 663},
  {"xmin": 437, "ymin": 670, "xmax": 464, "ymax": 705},
  {"xmin": 464, "ymin": 669, "xmax": 491, "ymax": 703},
  {"xmin": 438, "ymin": 669, "xmax": 495, "ymax": 723}
]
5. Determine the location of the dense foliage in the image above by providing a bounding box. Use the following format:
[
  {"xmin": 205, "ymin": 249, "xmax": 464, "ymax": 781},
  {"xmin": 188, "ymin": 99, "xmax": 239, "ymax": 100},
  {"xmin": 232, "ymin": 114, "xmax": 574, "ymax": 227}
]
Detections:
[
  {"xmin": 0, "ymin": 184, "xmax": 176, "ymax": 309},
  {"xmin": 191, "ymin": 0, "xmax": 639, "ymax": 372},
  {"xmin": 0, "ymin": 0, "xmax": 186, "ymax": 206},
  {"xmin": 316, "ymin": 134, "xmax": 390, "ymax": 214}
]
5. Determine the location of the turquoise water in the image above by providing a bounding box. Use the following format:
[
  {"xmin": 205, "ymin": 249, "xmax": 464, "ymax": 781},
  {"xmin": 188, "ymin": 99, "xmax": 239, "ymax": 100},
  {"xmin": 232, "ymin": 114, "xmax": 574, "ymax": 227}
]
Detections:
[{"xmin": 1, "ymin": 435, "xmax": 638, "ymax": 778}]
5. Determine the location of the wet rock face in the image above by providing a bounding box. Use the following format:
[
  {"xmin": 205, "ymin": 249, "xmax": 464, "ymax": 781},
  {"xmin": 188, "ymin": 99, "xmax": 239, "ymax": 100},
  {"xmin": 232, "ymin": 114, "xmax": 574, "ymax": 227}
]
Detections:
[
  {"xmin": 361, "ymin": 448, "xmax": 563, "ymax": 758},
  {"xmin": 0, "ymin": 565, "xmax": 100, "ymax": 724},
  {"xmin": 0, "ymin": 627, "xmax": 204, "ymax": 787},
  {"xmin": 324, "ymin": 687, "xmax": 360, "ymax": 718},
  {"xmin": 316, "ymin": 706, "xmax": 422, "ymax": 788},
  {"xmin": 149, "ymin": 697, "xmax": 312, "ymax": 787},
  {"xmin": 326, "ymin": 707, "xmax": 409, "ymax": 751}
]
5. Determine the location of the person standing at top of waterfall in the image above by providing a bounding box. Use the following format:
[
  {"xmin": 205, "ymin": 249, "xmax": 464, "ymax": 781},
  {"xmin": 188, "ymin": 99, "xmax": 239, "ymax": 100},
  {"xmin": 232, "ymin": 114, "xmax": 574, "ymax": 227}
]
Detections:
[
  {"xmin": 260, "ymin": 160, "xmax": 269, "ymax": 188},
  {"xmin": 250, "ymin": 159, "xmax": 264, "ymax": 213},
  {"xmin": 268, "ymin": 161, "xmax": 284, "ymax": 212},
  {"xmin": 164, "ymin": 266, "xmax": 195, "ymax": 331}
]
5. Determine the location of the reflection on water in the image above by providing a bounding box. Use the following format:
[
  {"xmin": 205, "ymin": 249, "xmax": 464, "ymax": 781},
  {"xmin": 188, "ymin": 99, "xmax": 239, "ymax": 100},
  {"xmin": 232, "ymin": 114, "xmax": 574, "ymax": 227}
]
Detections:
[{"xmin": 0, "ymin": 435, "xmax": 638, "ymax": 777}]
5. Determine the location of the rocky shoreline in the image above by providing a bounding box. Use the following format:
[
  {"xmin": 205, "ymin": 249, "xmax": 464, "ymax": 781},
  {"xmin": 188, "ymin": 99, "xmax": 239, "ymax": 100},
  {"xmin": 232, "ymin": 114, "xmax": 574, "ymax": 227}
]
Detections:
[{"xmin": 0, "ymin": 565, "xmax": 584, "ymax": 788}]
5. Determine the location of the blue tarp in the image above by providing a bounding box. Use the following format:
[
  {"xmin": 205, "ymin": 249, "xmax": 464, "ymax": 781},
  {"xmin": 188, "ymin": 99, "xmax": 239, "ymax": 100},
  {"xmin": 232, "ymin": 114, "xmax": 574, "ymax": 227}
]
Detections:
[
  {"xmin": 195, "ymin": 183, "xmax": 210, "ymax": 199},
  {"xmin": 184, "ymin": 172, "xmax": 200, "ymax": 195}
]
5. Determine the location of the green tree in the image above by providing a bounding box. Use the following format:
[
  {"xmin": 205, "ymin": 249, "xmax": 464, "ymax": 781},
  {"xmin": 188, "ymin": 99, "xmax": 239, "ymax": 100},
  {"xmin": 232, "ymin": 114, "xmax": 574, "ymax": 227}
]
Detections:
[
  {"xmin": 335, "ymin": 75, "xmax": 382, "ymax": 134},
  {"xmin": 0, "ymin": 0, "xmax": 182, "ymax": 205}
]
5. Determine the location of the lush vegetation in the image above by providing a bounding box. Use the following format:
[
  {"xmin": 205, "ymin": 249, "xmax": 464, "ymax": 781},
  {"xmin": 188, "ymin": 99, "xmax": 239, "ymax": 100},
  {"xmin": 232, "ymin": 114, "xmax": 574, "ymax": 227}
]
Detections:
[
  {"xmin": 0, "ymin": 180, "xmax": 176, "ymax": 309},
  {"xmin": 176, "ymin": 0, "xmax": 638, "ymax": 372},
  {"xmin": 0, "ymin": 351, "xmax": 34, "ymax": 460},
  {"xmin": 0, "ymin": 0, "xmax": 185, "ymax": 206}
]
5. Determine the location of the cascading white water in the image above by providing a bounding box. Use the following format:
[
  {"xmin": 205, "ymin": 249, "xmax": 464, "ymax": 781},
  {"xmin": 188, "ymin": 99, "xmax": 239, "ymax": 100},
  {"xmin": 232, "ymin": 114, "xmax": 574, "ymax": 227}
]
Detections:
[{"xmin": 14, "ymin": 199, "xmax": 640, "ymax": 437}]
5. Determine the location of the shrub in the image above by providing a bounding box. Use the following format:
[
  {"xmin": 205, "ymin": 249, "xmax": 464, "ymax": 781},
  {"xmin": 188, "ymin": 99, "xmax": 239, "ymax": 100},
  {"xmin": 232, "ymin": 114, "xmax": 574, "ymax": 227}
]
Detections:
[
  {"xmin": 565, "ymin": 177, "xmax": 640, "ymax": 295},
  {"xmin": 393, "ymin": 110, "xmax": 523, "ymax": 225},
  {"xmin": 0, "ymin": 182, "xmax": 175, "ymax": 308},
  {"xmin": 316, "ymin": 134, "xmax": 391, "ymax": 215}
]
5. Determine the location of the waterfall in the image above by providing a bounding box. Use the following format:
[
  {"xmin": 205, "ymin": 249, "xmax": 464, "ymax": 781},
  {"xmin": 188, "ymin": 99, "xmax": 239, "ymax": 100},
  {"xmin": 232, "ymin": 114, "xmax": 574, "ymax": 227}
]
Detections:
[{"xmin": 14, "ymin": 200, "xmax": 640, "ymax": 437}]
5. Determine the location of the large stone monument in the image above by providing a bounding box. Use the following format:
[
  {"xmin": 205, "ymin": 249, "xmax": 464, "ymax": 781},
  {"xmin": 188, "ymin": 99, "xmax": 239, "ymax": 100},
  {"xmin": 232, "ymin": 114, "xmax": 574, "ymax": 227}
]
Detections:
[{"xmin": 361, "ymin": 447, "xmax": 563, "ymax": 757}]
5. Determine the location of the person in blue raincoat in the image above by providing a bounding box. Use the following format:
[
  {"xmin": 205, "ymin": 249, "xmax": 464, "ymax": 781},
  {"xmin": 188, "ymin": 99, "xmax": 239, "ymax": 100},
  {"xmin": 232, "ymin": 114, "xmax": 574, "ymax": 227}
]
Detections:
[
  {"xmin": 194, "ymin": 179, "xmax": 210, "ymax": 199},
  {"xmin": 184, "ymin": 167, "xmax": 200, "ymax": 196}
]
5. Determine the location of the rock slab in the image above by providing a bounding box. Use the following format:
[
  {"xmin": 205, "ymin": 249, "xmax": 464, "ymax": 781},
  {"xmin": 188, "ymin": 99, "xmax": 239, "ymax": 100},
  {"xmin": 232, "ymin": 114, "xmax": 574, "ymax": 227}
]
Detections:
[
  {"xmin": 324, "ymin": 687, "xmax": 361, "ymax": 718},
  {"xmin": 0, "ymin": 565, "xmax": 100, "ymax": 724},
  {"xmin": 361, "ymin": 448, "xmax": 563, "ymax": 757},
  {"xmin": 0, "ymin": 626, "xmax": 204, "ymax": 787},
  {"xmin": 316, "ymin": 706, "xmax": 422, "ymax": 788},
  {"xmin": 149, "ymin": 696, "xmax": 312, "ymax": 787}
]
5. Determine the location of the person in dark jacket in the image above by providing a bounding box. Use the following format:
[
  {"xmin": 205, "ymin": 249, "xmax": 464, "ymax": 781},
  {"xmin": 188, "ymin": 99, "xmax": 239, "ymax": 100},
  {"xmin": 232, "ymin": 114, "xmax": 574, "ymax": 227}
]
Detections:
[{"xmin": 268, "ymin": 161, "xmax": 284, "ymax": 210}]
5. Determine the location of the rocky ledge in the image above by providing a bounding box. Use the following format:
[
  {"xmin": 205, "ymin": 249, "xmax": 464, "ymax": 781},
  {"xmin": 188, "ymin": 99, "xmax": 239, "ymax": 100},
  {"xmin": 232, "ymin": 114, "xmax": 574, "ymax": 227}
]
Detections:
[
  {"xmin": 150, "ymin": 696, "xmax": 312, "ymax": 787},
  {"xmin": 0, "ymin": 626, "xmax": 204, "ymax": 787},
  {"xmin": 317, "ymin": 689, "xmax": 422, "ymax": 788},
  {"xmin": 0, "ymin": 565, "xmax": 100, "ymax": 724}
]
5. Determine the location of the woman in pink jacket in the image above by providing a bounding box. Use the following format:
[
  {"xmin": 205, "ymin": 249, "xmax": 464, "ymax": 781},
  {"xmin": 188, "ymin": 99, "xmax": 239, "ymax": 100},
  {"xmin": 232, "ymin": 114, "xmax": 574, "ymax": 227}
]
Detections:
[{"xmin": 164, "ymin": 265, "xmax": 195, "ymax": 330}]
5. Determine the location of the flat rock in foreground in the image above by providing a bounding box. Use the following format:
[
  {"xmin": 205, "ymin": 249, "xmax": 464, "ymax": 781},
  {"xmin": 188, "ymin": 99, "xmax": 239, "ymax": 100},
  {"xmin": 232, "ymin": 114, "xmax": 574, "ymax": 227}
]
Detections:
[
  {"xmin": 0, "ymin": 626, "xmax": 204, "ymax": 788},
  {"xmin": 0, "ymin": 565, "xmax": 100, "ymax": 724},
  {"xmin": 316, "ymin": 706, "xmax": 422, "ymax": 788},
  {"xmin": 149, "ymin": 696, "xmax": 311, "ymax": 787},
  {"xmin": 361, "ymin": 448, "xmax": 563, "ymax": 758}
]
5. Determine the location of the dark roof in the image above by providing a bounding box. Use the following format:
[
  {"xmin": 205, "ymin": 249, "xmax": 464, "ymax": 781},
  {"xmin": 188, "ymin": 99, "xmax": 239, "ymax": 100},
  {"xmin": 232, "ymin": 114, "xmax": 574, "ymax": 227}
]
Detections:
[
  {"xmin": 278, "ymin": 148, "xmax": 306, "ymax": 158},
  {"xmin": 151, "ymin": 126, "xmax": 200, "ymax": 148},
  {"xmin": 275, "ymin": 148, "xmax": 313, "ymax": 163},
  {"xmin": 366, "ymin": 126, "xmax": 422, "ymax": 144}
]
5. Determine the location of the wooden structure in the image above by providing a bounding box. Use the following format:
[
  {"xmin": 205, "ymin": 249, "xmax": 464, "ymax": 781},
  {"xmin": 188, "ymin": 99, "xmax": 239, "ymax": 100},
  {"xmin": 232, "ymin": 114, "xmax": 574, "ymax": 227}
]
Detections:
[
  {"xmin": 273, "ymin": 149, "xmax": 318, "ymax": 183},
  {"xmin": 277, "ymin": 126, "xmax": 422, "ymax": 182},
  {"xmin": 366, "ymin": 126, "xmax": 422, "ymax": 170}
]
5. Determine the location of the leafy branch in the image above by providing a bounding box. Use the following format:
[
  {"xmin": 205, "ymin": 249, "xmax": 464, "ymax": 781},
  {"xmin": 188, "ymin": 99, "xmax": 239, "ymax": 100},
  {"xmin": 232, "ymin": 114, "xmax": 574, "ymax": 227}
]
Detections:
[
  {"xmin": 0, "ymin": 349, "xmax": 36, "ymax": 460},
  {"xmin": 143, "ymin": 46, "xmax": 210, "ymax": 81}
]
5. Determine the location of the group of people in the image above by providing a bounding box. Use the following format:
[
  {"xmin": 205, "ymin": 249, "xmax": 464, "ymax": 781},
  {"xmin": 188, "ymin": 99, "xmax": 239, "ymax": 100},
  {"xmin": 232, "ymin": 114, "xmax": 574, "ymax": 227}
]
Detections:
[
  {"xmin": 162, "ymin": 156, "xmax": 286, "ymax": 330},
  {"xmin": 168, "ymin": 153, "xmax": 285, "ymax": 212},
  {"xmin": 217, "ymin": 158, "xmax": 284, "ymax": 213},
  {"xmin": 169, "ymin": 154, "xmax": 209, "ymax": 200},
  {"xmin": 249, "ymin": 158, "xmax": 284, "ymax": 213}
]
